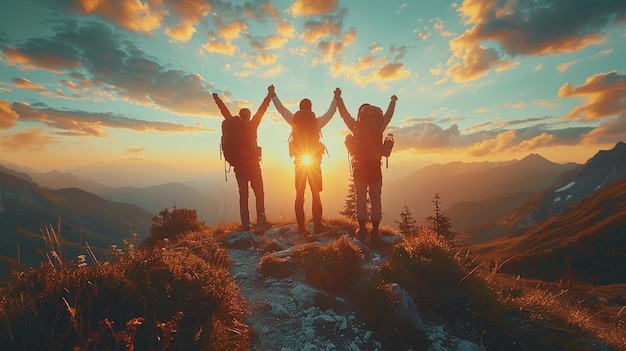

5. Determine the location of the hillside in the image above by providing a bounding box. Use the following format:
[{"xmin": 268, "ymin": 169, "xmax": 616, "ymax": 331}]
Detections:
[
  {"xmin": 384, "ymin": 154, "xmax": 578, "ymax": 230},
  {"xmin": 0, "ymin": 170, "xmax": 153, "ymax": 279},
  {"xmin": 465, "ymin": 141, "xmax": 626, "ymax": 244},
  {"xmin": 472, "ymin": 178, "xmax": 626, "ymax": 285}
]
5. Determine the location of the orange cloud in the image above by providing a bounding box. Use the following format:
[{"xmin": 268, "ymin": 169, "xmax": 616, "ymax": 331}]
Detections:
[
  {"xmin": 165, "ymin": 24, "xmax": 196, "ymax": 43},
  {"xmin": 2, "ymin": 46, "xmax": 81, "ymax": 73},
  {"xmin": 558, "ymin": 71, "xmax": 626, "ymax": 120},
  {"xmin": 217, "ymin": 20, "xmax": 248, "ymax": 41},
  {"xmin": 0, "ymin": 100, "xmax": 20, "ymax": 129},
  {"xmin": 164, "ymin": 0, "xmax": 211, "ymax": 25},
  {"xmin": 75, "ymin": 0, "xmax": 165, "ymax": 33},
  {"xmin": 12, "ymin": 78, "xmax": 46, "ymax": 91},
  {"xmin": 582, "ymin": 115, "xmax": 626, "ymax": 144},
  {"xmin": 467, "ymin": 130, "xmax": 516, "ymax": 156},
  {"xmin": 126, "ymin": 146, "xmax": 146, "ymax": 154},
  {"xmin": 0, "ymin": 128, "xmax": 54, "ymax": 151},
  {"xmin": 300, "ymin": 18, "xmax": 342, "ymax": 43},
  {"xmin": 447, "ymin": 0, "xmax": 625, "ymax": 82},
  {"xmin": 512, "ymin": 133, "xmax": 556, "ymax": 152},
  {"xmin": 202, "ymin": 40, "xmax": 238, "ymax": 56},
  {"xmin": 377, "ymin": 63, "xmax": 411, "ymax": 81},
  {"xmin": 290, "ymin": 0, "xmax": 338, "ymax": 17},
  {"xmin": 556, "ymin": 60, "xmax": 578, "ymax": 73}
]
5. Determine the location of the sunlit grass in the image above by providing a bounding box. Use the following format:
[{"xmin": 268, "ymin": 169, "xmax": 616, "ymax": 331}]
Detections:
[{"xmin": 0, "ymin": 223, "xmax": 249, "ymax": 350}]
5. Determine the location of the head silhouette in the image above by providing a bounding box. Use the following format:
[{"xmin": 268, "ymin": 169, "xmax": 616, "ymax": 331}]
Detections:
[
  {"xmin": 239, "ymin": 108, "xmax": 251, "ymax": 121},
  {"xmin": 357, "ymin": 104, "xmax": 371, "ymax": 121},
  {"xmin": 299, "ymin": 98, "xmax": 312, "ymax": 112}
]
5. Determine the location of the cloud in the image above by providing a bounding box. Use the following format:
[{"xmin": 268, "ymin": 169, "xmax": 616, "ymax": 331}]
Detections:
[
  {"xmin": 215, "ymin": 18, "xmax": 248, "ymax": 41},
  {"xmin": 558, "ymin": 70, "xmax": 626, "ymax": 120},
  {"xmin": 2, "ymin": 45, "xmax": 81, "ymax": 73},
  {"xmin": 582, "ymin": 115, "xmax": 626, "ymax": 144},
  {"xmin": 0, "ymin": 128, "xmax": 54, "ymax": 151},
  {"xmin": 467, "ymin": 129, "xmax": 517, "ymax": 156},
  {"xmin": 126, "ymin": 146, "xmax": 146, "ymax": 154},
  {"xmin": 12, "ymin": 78, "xmax": 46, "ymax": 91},
  {"xmin": 165, "ymin": 24, "xmax": 196, "ymax": 43},
  {"xmin": 300, "ymin": 17, "xmax": 343, "ymax": 43},
  {"xmin": 446, "ymin": 0, "xmax": 626, "ymax": 82},
  {"xmin": 290, "ymin": 0, "xmax": 338, "ymax": 17},
  {"xmin": 511, "ymin": 132, "xmax": 556, "ymax": 152},
  {"xmin": 11, "ymin": 101, "xmax": 211, "ymax": 137},
  {"xmin": 5, "ymin": 22, "xmax": 224, "ymax": 116},
  {"xmin": 556, "ymin": 60, "xmax": 577, "ymax": 73},
  {"xmin": 73, "ymin": 0, "xmax": 165, "ymax": 33},
  {"xmin": 0, "ymin": 100, "xmax": 20, "ymax": 129},
  {"xmin": 202, "ymin": 39, "xmax": 238, "ymax": 56},
  {"xmin": 164, "ymin": 0, "xmax": 212, "ymax": 26},
  {"xmin": 389, "ymin": 122, "xmax": 461, "ymax": 150}
]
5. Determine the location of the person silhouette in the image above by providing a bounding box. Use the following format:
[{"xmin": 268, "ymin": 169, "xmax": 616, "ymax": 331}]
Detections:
[
  {"xmin": 272, "ymin": 89, "xmax": 337, "ymax": 235},
  {"xmin": 335, "ymin": 87, "xmax": 397, "ymax": 239},
  {"xmin": 213, "ymin": 85, "xmax": 274, "ymax": 231}
]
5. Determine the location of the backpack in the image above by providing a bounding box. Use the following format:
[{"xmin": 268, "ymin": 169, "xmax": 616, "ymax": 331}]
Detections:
[
  {"xmin": 289, "ymin": 110, "xmax": 326, "ymax": 160},
  {"xmin": 345, "ymin": 105, "xmax": 394, "ymax": 168},
  {"xmin": 221, "ymin": 117, "xmax": 260, "ymax": 167}
]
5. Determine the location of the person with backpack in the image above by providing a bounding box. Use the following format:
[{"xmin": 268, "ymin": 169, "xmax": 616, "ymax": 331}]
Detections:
[
  {"xmin": 271, "ymin": 89, "xmax": 337, "ymax": 235},
  {"xmin": 334, "ymin": 87, "xmax": 397, "ymax": 240},
  {"xmin": 213, "ymin": 85, "xmax": 274, "ymax": 231}
]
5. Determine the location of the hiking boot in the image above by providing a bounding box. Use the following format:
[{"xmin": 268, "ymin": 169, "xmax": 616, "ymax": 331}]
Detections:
[
  {"xmin": 297, "ymin": 223, "xmax": 311, "ymax": 236},
  {"xmin": 255, "ymin": 220, "xmax": 272, "ymax": 231},
  {"xmin": 355, "ymin": 227, "xmax": 368, "ymax": 240},
  {"xmin": 314, "ymin": 222, "xmax": 331, "ymax": 234},
  {"xmin": 370, "ymin": 228, "xmax": 380, "ymax": 240}
]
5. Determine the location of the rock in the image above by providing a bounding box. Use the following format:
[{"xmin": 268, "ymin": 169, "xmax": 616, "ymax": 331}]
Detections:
[
  {"xmin": 291, "ymin": 284, "xmax": 320, "ymax": 307},
  {"xmin": 386, "ymin": 283, "xmax": 424, "ymax": 329},
  {"xmin": 455, "ymin": 339, "xmax": 480, "ymax": 351},
  {"xmin": 270, "ymin": 302, "xmax": 291, "ymax": 317}
]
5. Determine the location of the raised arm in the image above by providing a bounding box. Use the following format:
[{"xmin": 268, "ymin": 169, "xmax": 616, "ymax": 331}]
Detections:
[
  {"xmin": 271, "ymin": 92, "xmax": 294, "ymax": 126},
  {"xmin": 382, "ymin": 95, "xmax": 397, "ymax": 129},
  {"xmin": 250, "ymin": 85, "xmax": 275, "ymax": 129},
  {"xmin": 316, "ymin": 96, "xmax": 337, "ymax": 129},
  {"xmin": 334, "ymin": 88, "xmax": 357, "ymax": 133},
  {"xmin": 212, "ymin": 93, "xmax": 233, "ymax": 119}
]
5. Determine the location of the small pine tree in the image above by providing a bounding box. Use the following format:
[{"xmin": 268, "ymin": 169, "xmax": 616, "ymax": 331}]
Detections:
[
  {"xmin": 339, "ymin": 178, "xmax": 358, "ymax": 220},
  {"xmin": 396, "ymin": 203, "xmax": 419, "ymax": 237},
  {"xmin": 340, "ymin": 177, "xmax": 372, "ymax": 220},
  {"xmin": 426, "ymin": 193, "xmax": 454, "ymax": 239}
]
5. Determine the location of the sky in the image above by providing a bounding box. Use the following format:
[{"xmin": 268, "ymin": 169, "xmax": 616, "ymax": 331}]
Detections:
[{"xmin": 1, "ymin": 0, "xmax": 626, "ymax": 186}]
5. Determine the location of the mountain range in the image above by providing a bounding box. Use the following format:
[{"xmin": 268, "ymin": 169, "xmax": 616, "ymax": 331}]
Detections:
[
  {"xmin": 2, "ymin": 142, "xmax": 625, "ymax": 285},
  {"xmin": 0, "ymin": 170, "xmax": 153, "ymax": 278},
  {"xmin": 383, "ymin": 153, "xmax": 579, "ymax": 230}
]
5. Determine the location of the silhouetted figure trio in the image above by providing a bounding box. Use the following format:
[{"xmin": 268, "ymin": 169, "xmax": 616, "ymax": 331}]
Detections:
[{"xmin": 213, "ymin": 86, "xmax": 397, "ymax": 240}]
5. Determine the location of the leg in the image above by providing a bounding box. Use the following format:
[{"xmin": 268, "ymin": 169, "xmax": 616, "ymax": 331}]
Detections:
[
  {"xmin": 310, "ymin": 162, "xmax": 328, "ymax": 233},
  {"xmin": 369, "ymin": 180, "xmax": 383, "ymax": 237},
  {"xmin": 248, "ymin": 164, "xmax": 267, "ymax": 224},
  {"xmin": 234, "ymin": 168, "xmax": 250, "ymax": 229},
  {"xmin": 354, "ymin": 178, "xmax": 369, "ymax": 237},
  {"xmin": 294, "ymin": 164, "xmax": 307, "ymax": 233}
]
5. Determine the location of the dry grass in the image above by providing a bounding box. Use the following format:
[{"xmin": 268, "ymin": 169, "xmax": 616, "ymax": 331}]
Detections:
[{"xmin": 0, "ymin": 225, "xmax": 250, "ymax": 351}]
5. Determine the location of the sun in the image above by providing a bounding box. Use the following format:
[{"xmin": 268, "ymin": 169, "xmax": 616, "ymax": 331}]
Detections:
[{"xmin": 302, "ymin": 155, "xmax": 312, "ymax": 165}]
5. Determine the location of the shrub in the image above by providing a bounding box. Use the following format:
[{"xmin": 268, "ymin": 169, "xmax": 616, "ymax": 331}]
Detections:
[
  {"xmin": 379, "ymin": 229, "xmax": 502, "ymax": 344},
  {"xmin": 144, "ymin": 207, "xmax": 205, "ymax": 247},
  {"xmin": 259, "ymin": 255, "xmax": 296, "ymax": 279},
  {"xmin": 0, "ymin": 237, "xmax": 249, "ymax": 350},
  {"xmin": 301, "ymin": 235, "xmax": 364, "ymax": 293},
  {"xmin": 353, "ymin": 278, "xmax": 430, "ymax": 351}
]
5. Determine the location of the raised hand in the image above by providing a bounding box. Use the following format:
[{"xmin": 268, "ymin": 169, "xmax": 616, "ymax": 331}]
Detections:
[
  {"xmin": 268, "ymin": 85, "xmax": 275, "ymax": 95},
  {"xmin": 334, "ymin": 87, "xmax": 341, "ymax": 98},
  {"xmin": 212, "ymin": 93, "xmax": 219, "ymax": 99},
  {"xmin": 391, "ymin": 95, "xmax": 398, "ymax": 102}
]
